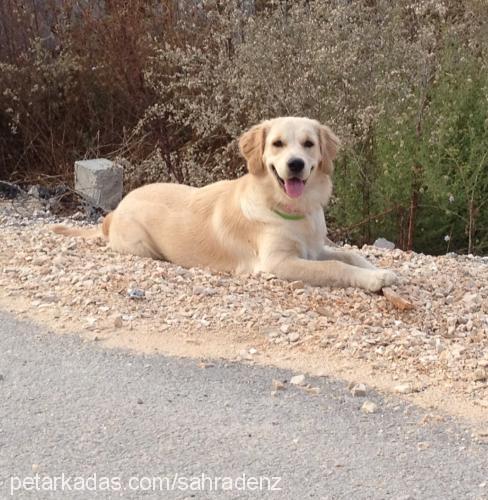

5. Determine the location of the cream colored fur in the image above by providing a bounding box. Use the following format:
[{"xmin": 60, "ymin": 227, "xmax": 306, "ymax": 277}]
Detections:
[{"xmin": 52, "ymin": 117, "xmax": 397, "ymax": 291}]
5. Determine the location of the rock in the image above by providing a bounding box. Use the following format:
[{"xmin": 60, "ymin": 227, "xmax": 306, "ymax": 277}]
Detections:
[
  {"xmin": 113, "ymin": 316, "xmax": 123, "ymax": 328},
  {"xmin": 136, "ymin": 398, "xmax": 144, "ymax": 404},
  {"xmin": 266, "ymin": 330, "xmax": 280, "ymax": 339},
  {"xmin": 394, "ymin": 383, "xmax": 414, "ymax": 394},
  {"xmin": 462, "ymin": 292, "xmax": 481, "ymax": 311},
  {"xmin": 127, "ymin": 288, "xmax": 145, "ymax": 299},
  {"xmin": 289, "ymin": 280, "xmax": 305, "ymax": 290},
  {"xmin": 192, "ymin": 286, "xmax": 218, "ymax": 296},
  {"xmin": 85, "ymin": 317, "xmax": 97, "ymax": 327},
  {"xmin": 305, "ymin": 386, "xmax": 320, "ymax": 395},
  {"xmin": 272, "ymin": 379, "xmax": 286, "ymax": 391},
  {"xmin": 290, "ymin": 374, "xmax": 306, "ymax": 386},
  {"xmin": 288, "ymin": 332, "xmax": 300, "ymax": 343},
  {"xmin": 197, "ymin": 361, "xmax": 215, "ymax": 368},
  {"xmin": 249, "ymin": 347, "xmax": 257, "ymax": 355},
  {"xmin": 382, "ymin": 287, "xmax": 415, "ymax": 310},
  {"xmin": 71, "ymin": 211, "xmax": 84, "ymax": 220},
  {"xmin": 75, "ymin": 158, "xmax": 123, "ymax": 211},
  {"xmin": 361, "ymin": 401, "xmax": 378, "ymax": 414},
  {"xmin": 350, "ymin": 383, "xmax": 367, "ymax": 397},
  {"xmin": 0, "ymin": 374, "xmax": 4, "ymax": 381},
  {"xmin": 474, "ymin": 368, "xmax": 487, "ymax": 382},
  {"xmin": 238, "ymin": 349, "xmax": 253, "ymax": 361},
  {"xmin": 463, "ymin": 292, "xmax": 480, "ymax": 304},
  {"xmin": 373, "ymin": 238, "xmax": 395, "ymax": 250},
  {"xmin": 280, "ymin": 324, "xmax": 290, "ymax": 334},
  {"xmin": 435, "ymin": 338, "xmax": 445, "ymax": 353},
  {"xmin": 28, "ymin": 185, "xmax": 41, "ymax": 198}
]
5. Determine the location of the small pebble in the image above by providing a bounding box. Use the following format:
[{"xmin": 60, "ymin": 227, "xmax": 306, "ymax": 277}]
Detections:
[
  {"xmin": 127, "ymin": 288, "xmax": 145, "ymax": 299},
  {"xmin": 272, "ymin": 379, "xmax": 286, "ymax": 391},
  {"xmin": 394, "ymin": 383, "xmax": 414, "ymax": 394},
  {"xmin": 288, "ymin": 332, "xmax": 300, "ymax": 343},
  {"xmin": 280, "ymin": 324, "xmax": 290, "ymax": 334},
  {"xmin": 350, "ymin": 383, "xmax": 367, "ymax": 397},
  {"xmin": 474, "ymin": 368, "xmax": 487, "ymax": 382},
  {"xmin": 361, "ymin": 401, "xmax": 378, "ymax": 414},
  {"xmin": 289, "ymin": 280, "xmax": 305, "ymax": 290},
  {"xmin": 290, "ymin": 374, "xmax": 306, "ymax": 386}
]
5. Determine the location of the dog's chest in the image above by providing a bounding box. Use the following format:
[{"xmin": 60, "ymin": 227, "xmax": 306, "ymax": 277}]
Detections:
[{"xmin": 290, "ymin": 211, "xmax": 327, "ymax": 259}]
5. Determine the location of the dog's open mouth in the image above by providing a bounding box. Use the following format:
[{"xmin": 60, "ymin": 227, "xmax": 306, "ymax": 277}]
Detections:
[{"xmin": 271, "ymin": 166, "xmax": 306, "ymax": 199}]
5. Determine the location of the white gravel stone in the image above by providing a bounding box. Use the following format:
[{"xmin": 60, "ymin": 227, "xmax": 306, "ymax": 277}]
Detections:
[
  {"xmin": 394, "ymin": 383, "xmax": 414, "ymax": 394},
  {"xmin": 290, "ymin": 374, "xmax": 306, "ymax": 386},
  {"xmin": 361, "ymin": 401, "xmax": 379, "ymax": 414}
]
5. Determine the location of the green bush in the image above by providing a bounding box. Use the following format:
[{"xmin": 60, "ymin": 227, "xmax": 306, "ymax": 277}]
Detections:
[{"xmin": 354, "ymin": 45, "xmax": 488, "ymax": 255}]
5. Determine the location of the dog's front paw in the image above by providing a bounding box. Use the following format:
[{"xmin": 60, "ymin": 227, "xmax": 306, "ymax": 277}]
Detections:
[{"xmin": 363, "ymin": 269, "xmax": 398, "ymax": 292}]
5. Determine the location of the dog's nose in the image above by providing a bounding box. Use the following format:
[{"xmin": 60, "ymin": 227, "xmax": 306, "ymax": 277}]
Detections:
[{"xmin": 287, "ymin": 158, "xmax": 305, "ymax": 174}]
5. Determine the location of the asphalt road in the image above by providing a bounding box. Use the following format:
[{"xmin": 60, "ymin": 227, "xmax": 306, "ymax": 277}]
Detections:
[{"xmin": 0, "ymin": 311, "xmax": 487, "ymax": 500}]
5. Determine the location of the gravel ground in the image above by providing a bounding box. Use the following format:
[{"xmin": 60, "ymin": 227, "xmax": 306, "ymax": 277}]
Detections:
[{"xmin": 1, "ymin": 197, "xmax": 487, "ymax": 423}]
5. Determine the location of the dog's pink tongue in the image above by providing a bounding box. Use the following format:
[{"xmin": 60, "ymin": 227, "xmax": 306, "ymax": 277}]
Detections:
[{"xmin": 284, "ymin": 178, "xmax": 305, "ymax": 198}]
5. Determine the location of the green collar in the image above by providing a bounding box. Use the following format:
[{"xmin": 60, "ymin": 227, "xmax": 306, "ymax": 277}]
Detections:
[{"xmin": 272, "ymin": 208, "xmax": 306, "ymax": 221}]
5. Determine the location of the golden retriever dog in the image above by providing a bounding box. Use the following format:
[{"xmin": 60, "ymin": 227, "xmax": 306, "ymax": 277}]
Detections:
[{"xmin": 53, "ymin": 117, "xmax": 397, "ymax": 291}]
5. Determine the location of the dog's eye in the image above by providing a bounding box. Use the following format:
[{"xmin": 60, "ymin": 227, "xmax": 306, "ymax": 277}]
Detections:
[
  {"xmin": 272, "ymin": 140, "xmax": 284, "ymax": 148},
  {"xmin": 303, "ymin": 140, "xmax": 314, "ymax": 148}
]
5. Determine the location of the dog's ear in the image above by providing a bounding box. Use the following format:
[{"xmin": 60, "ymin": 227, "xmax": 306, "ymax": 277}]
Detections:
[
  {"xmin": 239, "ymin": 122, "xmax": 268, "ymax": 175},
  {"xmin": 317, "ymin": 123, "xmax": 341, "ymax": 175}
]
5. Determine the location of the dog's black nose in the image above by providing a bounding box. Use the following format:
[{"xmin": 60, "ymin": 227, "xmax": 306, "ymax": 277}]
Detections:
[{"xmin": 287, "ymin": 158, "xmax": 305, "ymax": 173}]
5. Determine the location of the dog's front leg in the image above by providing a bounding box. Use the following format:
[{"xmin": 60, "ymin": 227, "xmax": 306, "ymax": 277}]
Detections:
[
  {"xmin": 318, "ymin": 246, "xmax": 377, "ymax": 270},
  {"xmin": 263, "ymin": 255, "xmax": 397, "ymax": 292}
]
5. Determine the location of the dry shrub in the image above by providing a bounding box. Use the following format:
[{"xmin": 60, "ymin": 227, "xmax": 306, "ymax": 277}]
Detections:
[{"xmin": 0, "ymin": 0, "xmax": 182, "ymax": 182}]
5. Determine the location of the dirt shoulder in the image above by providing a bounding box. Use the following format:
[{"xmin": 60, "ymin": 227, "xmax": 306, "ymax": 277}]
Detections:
[{"xmin": 1, "ymin": 203, "xmax": 487, "ymax": 428}]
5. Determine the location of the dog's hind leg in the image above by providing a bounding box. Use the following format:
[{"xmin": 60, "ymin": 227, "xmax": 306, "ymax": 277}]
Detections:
[{"xmin": 108, "ymin": 215, "xmax": 162, "ymax": 260}]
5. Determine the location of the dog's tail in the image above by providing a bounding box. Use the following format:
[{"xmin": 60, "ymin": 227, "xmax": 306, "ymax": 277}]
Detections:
[{"xmin": 51, "ymin": 212, "xmax": 113, "ymax": 240}]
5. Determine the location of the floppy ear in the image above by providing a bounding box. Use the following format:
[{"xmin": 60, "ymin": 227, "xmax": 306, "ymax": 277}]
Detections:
[
  {"xmin": 318, "ymin": 124, "xmax": 341, "ymax": 175},
  {"xmin": 239, "ymin": 122, "xmax": 267, "ymax": 175}
]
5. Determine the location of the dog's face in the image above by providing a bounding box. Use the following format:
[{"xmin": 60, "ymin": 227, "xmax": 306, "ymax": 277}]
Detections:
[{"xmin": 239, "ymin": 117, "xmax": 340, "ymax": 201}]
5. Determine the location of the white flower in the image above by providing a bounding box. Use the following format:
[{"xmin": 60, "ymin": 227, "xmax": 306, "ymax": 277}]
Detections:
[
  {"xmin": 444, "ymin": 235, "xmax": 451, "ymax": 242},
  {"xmin": 448, "ymin": 194, "xmax": 454, "ymax": 203}
]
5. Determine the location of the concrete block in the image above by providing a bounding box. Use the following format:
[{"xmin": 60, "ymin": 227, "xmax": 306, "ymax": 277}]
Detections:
[{"xmin": 75, "ymin": 159, "xmax": 123, "ymax": 211}]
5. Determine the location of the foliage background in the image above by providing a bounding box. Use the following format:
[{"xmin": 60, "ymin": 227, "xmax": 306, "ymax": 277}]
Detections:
[{"xmin": 1, "ymin": 0, "xmax": 487, "ymax": 254}]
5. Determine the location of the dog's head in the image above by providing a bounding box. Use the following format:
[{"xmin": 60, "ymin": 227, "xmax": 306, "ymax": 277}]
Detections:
[{"xmin": 239, "ymin": 117, "xmax": 340, "ymax": 201}]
